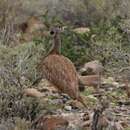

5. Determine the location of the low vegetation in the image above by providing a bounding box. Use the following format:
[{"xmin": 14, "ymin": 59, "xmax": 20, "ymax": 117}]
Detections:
[{"xmin": 0, "ymin": 0, "xmax": 130, "ymax": 129}]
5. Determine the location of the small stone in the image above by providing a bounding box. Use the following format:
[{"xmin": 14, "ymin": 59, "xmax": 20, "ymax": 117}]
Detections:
[
  {"xmin": 87, "ymin": 95, "xmax": 97, "ymax": 101},
  {"xmin": 73, "ymin": 27, "xmax": 90, "ymax": 34},
  {"xmin": 102, "ymin": 77, "xmax": 115, "ymax": 84},
  {"xmin": 112, "ymin": 82, "xmax": 120, "ymax": 87},
  {"xmin": 64, "ymin": 105, "xmax": 72, "ymax": 111},
  {"xmin": 50, "ymin": 99, "xmax": 63, "ymax": 105},
  {"xmin": 79, "ymin": 60, "xmax": 103, "ymax": 75}
]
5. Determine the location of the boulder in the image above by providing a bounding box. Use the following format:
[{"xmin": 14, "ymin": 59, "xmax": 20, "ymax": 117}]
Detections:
[
  {"xmin": 79, "ymin": 75, "xmax": 101, "ymax": 88},
  {"xmin": 33, "ymin": 115, "xmax": 69, "ymax": 130},
  {"xmin": 80, "ymin": 60, "xmax": 103, "ymax": 75}
]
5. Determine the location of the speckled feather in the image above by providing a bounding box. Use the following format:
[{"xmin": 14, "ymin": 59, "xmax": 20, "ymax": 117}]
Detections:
[
  {"xmin": 37, "ymin": 27, "xmax": 87, "ymax": 107},
  {"xmin": 40, "ymin": 54, "xmax": 79, "ymax": 99}
]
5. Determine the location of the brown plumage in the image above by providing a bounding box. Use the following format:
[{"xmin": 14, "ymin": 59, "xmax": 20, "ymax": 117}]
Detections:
[{"xmin": 38, "ymin": 26, "xmax": 87, "ymax": 107}]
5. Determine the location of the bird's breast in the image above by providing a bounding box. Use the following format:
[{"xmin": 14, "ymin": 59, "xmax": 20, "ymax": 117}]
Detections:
[{"xmin": 40, "ymin": 54, "xmax": 79, "ymax": 99}]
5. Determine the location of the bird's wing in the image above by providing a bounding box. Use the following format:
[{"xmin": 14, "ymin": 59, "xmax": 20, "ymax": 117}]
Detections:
[{"xmin": 40, "ymin": 54, "xmax": 79, "ymax": 99}]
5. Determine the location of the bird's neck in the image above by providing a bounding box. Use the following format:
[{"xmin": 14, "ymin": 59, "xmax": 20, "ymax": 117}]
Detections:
[{"xmin": 49, "ymin": 34, "xmax": 61, "ymax": 55}]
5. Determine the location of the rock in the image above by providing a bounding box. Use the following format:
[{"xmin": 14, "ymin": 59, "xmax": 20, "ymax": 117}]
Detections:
[
  {"xmin": 24, "ymin": 88, "xmax": 44, "ymax": 97},
  {"xmin": 64, "ymin": 105, "xmax": 72, "ymax": 111},
  {"xmin": 87, "ymin": 95, "xmax": 98, "ymax": 101},
  {"xmin": 19, "ymin": 16, "xmax": 47, "ymax": 42},
  {"xmin": 80, "ymin": 60, "xmax": 103, "ymax": 75},
  {"xmin": 33, "ymin": 115, "xmax": 69, "ymax": 130},
  {"xmin": 112, "ymin": 82, "xmax": 120, "ymax": 88},
  {"xmin": 36, "ymin": 111, "xmax": 92, "ymax": 130},
  {"xmin": 79, "ymin": 75, "xmax": 101, "ymax": 88},
  {"xmin": 102, "ymin": 77, "xmax": 115, "ymax": 84},
  {"xmin": 73, "ymin": 27, "xmax": 90, "ymax": 34},
  {"xmin": 102, "ymin": 77, "xmax": 122, "ymax": 89},
  {"xmin": 49, "ymin": 99, "xmax": 63, "ymax": 105},
  {"xmin": 21, "ymin": 16, "xmax": 45, "ymax": 33}
]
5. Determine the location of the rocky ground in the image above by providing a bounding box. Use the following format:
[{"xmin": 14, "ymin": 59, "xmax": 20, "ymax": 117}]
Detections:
[
  {"xmin": 0, "ymin": 1, "xmax": 130, "ymax": 129},
  {"xmin": 22, "ymin": 75, "xmax": 130, "ymax": 130}
]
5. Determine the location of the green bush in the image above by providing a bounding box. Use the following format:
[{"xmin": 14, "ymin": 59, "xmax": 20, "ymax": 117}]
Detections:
[
  {"xmin": 0, "ymin": 15, "xmax": 130, "ymax": 123},
  {"xmin": 0, "ymin": 42, "xmax": 47, "ymax": 122}
]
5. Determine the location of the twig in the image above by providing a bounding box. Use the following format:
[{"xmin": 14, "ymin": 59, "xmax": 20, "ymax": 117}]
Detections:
[
  {"xmin": 119, "ymin": 66, "xmax": 130, "ymax": 73},
  {"xmin": 91, "ymin": 98, "xmax": 109, "ymax": 130},
  {"xmin": 92, "ymin": 108, "xmax": 103, "ymax": 130}
]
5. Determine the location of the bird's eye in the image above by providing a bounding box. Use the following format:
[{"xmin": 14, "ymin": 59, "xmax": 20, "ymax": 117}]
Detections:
[{"xmin": 50, "ymin": 30, "xmax": 55, "ymax": 35}]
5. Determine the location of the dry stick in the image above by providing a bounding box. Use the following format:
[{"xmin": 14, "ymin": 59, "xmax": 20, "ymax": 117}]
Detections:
[
  {"xmin": 119, "ymin": 66, "xmax": 130, "ymax": 73},
  {"xmin": 92, "ymin": 108, "xmax": 102, "ymax": 130},
  {"xmin": 91, "ymin": 101, "xmax": 108, "ymax": 130},
  {"xmin": 91, "ymin": 77, "xmax": 103, "ymax": 130},
  {"xmin": 91, "ymin": 74, "xmax": 109, "ymax": 130}
]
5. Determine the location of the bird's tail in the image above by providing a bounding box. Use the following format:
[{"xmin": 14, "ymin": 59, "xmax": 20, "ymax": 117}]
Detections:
[{"xmin": 78, "ymin": 95, "xmax": 87, "ymax": 108}]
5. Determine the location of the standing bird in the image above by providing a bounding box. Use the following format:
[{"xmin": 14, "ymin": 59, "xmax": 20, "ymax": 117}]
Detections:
[{"xmin": 38, "ymin": 26, "xmax": 87, "ymax": 107}]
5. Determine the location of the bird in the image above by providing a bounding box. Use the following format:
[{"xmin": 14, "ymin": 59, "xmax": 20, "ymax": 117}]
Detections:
[{"xmin": 37, "ymin": 26, "xmax": 87, "ymax": 107}]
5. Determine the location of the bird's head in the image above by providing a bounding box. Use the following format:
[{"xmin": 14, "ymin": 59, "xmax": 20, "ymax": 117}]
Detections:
[{"xmin": 50, "ymin": 26, "xmax": 63, "ymax": 37}]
